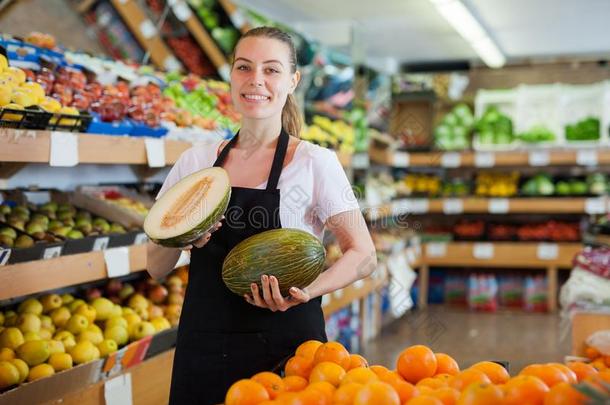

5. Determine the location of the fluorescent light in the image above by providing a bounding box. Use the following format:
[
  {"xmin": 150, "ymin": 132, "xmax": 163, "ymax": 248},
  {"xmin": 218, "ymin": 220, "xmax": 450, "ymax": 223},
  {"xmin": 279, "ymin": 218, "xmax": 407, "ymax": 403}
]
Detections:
[{"xmin": 429, "ymin": 0, "xmax": 506, "ymax": 68}]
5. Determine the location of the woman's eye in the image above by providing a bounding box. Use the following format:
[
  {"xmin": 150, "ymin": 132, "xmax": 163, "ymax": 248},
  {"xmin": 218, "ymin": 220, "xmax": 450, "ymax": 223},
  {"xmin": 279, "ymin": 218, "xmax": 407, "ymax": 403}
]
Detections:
[
  {"xmin": 266, "ymin": 68, "xmax": 280, "ymax": 74},
  {"xmin": 236, "ymin": 65, "xmax": 249, "ymax": 71}
]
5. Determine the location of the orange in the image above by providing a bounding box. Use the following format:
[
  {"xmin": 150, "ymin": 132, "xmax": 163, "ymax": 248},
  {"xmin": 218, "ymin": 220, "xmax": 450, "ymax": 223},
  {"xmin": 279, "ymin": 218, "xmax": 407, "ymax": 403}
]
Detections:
[
  {"xmin": 435, "ymin": 353, "xmax": 460, "ymax": 376},
  {"xmin": 305, "ymin": 381, "xmax": 335, "ymax": 404},
  {"xmin": 397, "ymin": 345, "xmax": 438, "ymax": 384},
  {"xmin": 258, "ymin": 401, "xmax": 277, "ymax": 405},
  {"xmin": 276, "ymin": 392, "xmax": 305, "ymax": 405},
  {"xmin": 341, "ymin": 367, "xmax": 379, "ymax": 385},
  {"xmin": 296, "ymin": 340, "xmax": 323, "ymax": 361},
  {"xmin": 369, "ymin": 365, "xmax": 391, "ymax": 378},
  {"xmin": 591, "ymin": 358, "xmax": 607, "ymax": 371},
  {"xmin": 349, "ymin": 354, "xmax": 369, "ymax": 369},
  {"xmin": 225, "ymin": 379, "xmax": 270, "ymax": 405},
  {"xmin": 353, "ymin": 381, "xmax": 400, "ymax": 405},
  {"xmin": 283, "ymin": 376, "xmax": 308, "ymax": 392},
  {"xmin": 285, "ymin": 356, "xmax": 313, "ymax": 379},
  {"xmin": 406, "ymin": 396, "xmax": 444, "ymax": 405},
  {"xmin": 417, "ymin": 377, "xmax": 448, "ymax": 389},
  {"xmin": 546, "ymin": 363, "xmax": 577, "ymax": 384},
  {"xmin": 309, "ymin": 361, "xmax": 346, "ymax": 387},
  {"xmin": 519, "ymin": 364, "xmax": 569, "ymax": 388},
  {"xmin": 449, "ymin": 369, "xmax": 491, "ymax": 391},
  {"xmin": 503, "ymin": 375, "xmax": 549, "ymax": 405},
  {"xmin": 543, "ymin": 382, "xmax": 586, "ymax": 405},
  {"xmin": 456, "ymin": 382, "xmax": 503, "ymax": 405},
  {"xmin": 585, "ymin": 346, "xmax": 600, "ymax": 360},
  {"xmin": 605, "ymin": 355, "xmax": 610, "ymax": 368},
  {"xmin": 567, "ymin": 361, "xmax": 599, "ymax": 382},
  {"xmin": 252, "ymin": 372, "xmax": 284, "ymax": 399},
  {"xmin": 435, "ymin": 374, "xmax": 454, "ymax": 383},
  {"xmin": 333, "ymin": 383, "xmax": 363, "ymax": 405},
  {"xmin": 470, "ymin": 361, "xmax": 510, "ymax": 384},
  {"xmin": 432, "ymin": 387, "xmax": 460, "ymax": 405},
  {"xmin": 313, "ymin": 342, "xmax": 351, "ymax": 370},
  {"xmin": 387, "ymin": 379, "xmax": 418, "ymax": 403}
]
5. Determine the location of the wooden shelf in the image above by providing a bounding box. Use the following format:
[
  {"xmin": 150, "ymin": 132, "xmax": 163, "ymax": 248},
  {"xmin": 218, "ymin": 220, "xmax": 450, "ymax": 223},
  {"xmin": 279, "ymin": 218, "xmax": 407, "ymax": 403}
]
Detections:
[
  {"xmin": 323, "ymin": 275, "xmax": 386, "ymax": 317},
  {"xmin": 365, "ymin": 197, "xmax": 607, "ymax": 219},
  {"xmin": 0, "ymin": 244, "xmax": 148, "ymax": 301},
  {"xmin": 110, "ymin": 0, "xmax": 180, "ymax": 71},
  {"xmin": 0, "ymin": 129, "xmax": 190, "ymax": 166},
  {"xmin": 370, "ymin": 146, "xmax": 610, "ymax": 168}
]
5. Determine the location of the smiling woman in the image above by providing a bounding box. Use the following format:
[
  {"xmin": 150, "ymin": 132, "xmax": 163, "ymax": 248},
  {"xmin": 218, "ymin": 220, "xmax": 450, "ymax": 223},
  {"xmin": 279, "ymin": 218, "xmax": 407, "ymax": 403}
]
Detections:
[{"xmin": 146, "ymin": 26, "xmax": 376, "ymax": 405}]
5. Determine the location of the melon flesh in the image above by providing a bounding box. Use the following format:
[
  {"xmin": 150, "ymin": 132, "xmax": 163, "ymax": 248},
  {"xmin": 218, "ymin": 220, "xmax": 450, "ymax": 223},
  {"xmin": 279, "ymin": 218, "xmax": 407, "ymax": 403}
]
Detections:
[{"xmin": 144, "ymin": 167, "xmax": 230, "ymax": 247}]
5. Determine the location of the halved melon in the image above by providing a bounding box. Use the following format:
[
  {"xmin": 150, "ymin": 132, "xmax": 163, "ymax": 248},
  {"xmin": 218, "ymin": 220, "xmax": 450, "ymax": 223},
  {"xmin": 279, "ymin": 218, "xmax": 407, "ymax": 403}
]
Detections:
[{"xmin": 144, "ymin": 167, "xmax": 231, "ymax": 247}]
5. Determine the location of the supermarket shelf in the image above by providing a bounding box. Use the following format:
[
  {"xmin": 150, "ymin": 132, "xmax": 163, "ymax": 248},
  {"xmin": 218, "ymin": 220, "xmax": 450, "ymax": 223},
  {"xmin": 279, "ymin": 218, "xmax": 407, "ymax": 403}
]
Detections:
[
  {"xmin": 370, "ymin": 146, "xmax": 610, "ymax": 168},
  {"xmin": 109, "ymin": 0, "xmax": 180, "ymax": 70},
  {"xmin": 218, "ymin": 0, "xmax": 251, "ymax": 34},
  {"xmin": 323, "ymin": 275, "xmax": 387, "ymax": 317},
  {"xmin": 571, "ymin": 312, "xmax": 610, "ymax": 356},
  {"xmin": 365, "ymin": 197, "xmax": 608, "ymax": 219},
  {"xmin": 0, "ymin": 244, "xmax": 147, "ymax": 301}
]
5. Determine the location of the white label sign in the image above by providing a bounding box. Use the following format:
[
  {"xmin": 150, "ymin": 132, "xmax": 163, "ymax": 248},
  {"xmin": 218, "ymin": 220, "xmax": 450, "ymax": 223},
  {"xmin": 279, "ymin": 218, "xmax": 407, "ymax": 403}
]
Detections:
[
  {"xmin": 104, "ymin": 373, "xmax": 133, "ymax": 405},
  {"xmin": 391, "ymin": 199, "xmax": 410, "ymax": 216},
  {"xmin": 172, "ymin": 1, "xmax": 192, "ymax": 21},
  {"xmin": 50, "ymin": 132, "xmax": 79, "ymax": 167},
  {"xmin": 441, "ymin": 152, "xmax": 461, "ymax": 168},
  {"xmin": 43, "ymin": 246, "xmax": 62, "ymax": 260},
  {"xmin": 24, "ymin": 191, "xmax": 51, "ymax": 205},
  {"xmin": 392, "ymin": 152, "xmax": 410, "ymax": 167},
  {"xmin": 576, "ymin": 150, "xmax": 598, "ymax": 166},
  {"xmin": 529, "ymin": 150, "xmax": 550, "ymax": 166},
  {"xmin": 443, "ymin": 199, "xmax": 463, "ymax": 214},
  {"xmin": 139, "ymin": 20, "xmax": 157, "ymax": 39},
  {"xmin": 134, "ymin": 233, "xmax": 148, "ymax": 245},
  {"xmin": 353, "ymin": 279, "xmax": 365, "ymax": 290},
  {"xmin": 537, "ymin": 243, "xmax": 559, "ymax": 260},
  {"xmin": 426, "ymin": 242, "xmax": 447, "ymax": 258},
  {"xmin": 0, "ymin": 249, "xmax": 11, "ymax": 266},
  {"xmin": 488, "ymin": 198, "xmax": 510, "ymax": 214},
  {"xmin": 586, "ymin": 198, "xmax": 606, "ymax": 214},
  {"xmin": 230, "ymin": 9, "xmax": 247, "ymax": 28},
  {"xmin": 104, "ymin": 247, "xmax": 130, "ymax": 278},
  {"xmin": 144, "ymin": 138, "xmax": 165, "ymax": 168},
  {"xmin": 475, "ymin": 152, "xmax": 495, "ymax": 168},
  {"xmin": 352, "ymin": 153, "xmax": 369, "ymax": 169},
  {"xmin": 93, "ymin": 237, "xmax": 110, "ymax": 252},
  {"xmin": 333, "ymin": 289, "xmax": 344, "ymax": 299},
  {"xmin": 473, "ymin": 243, "xmax": 494, "ymax": 259},
  {"xmin": 409, "ymin": 199, "xmax": 430, "ymax": 214}
]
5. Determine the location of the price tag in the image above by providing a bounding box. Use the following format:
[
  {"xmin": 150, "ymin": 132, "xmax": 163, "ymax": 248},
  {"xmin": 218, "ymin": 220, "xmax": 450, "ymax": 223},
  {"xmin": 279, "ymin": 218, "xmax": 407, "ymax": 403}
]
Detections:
[
  {"xmin": 353, "ymin": 279, "xmax": 365, "ymax": 290},
  {"xmin": 163, "ymin": 56, "xmax": 182, "ymax": 72},
  {"xmin": 0, "ymin": 249, "xmax": 11, "ymax": 266},
  {"xmin": 104, "ymin": 373, "xmax": 133, "ymax": 405},
  {"xmin": 474, "ymin": 152, "xmax": 495, "ymax": 168},
  {"xmin": 43, "ymin": 246, "xmax": 62, "ymax": 260},
  {"xmin": 473, "ymin": 243, "xmax": 494, "ymax": 259},
  {"xmin": 352, "ymin": 153, "xmax": 369, "ymax": 169},
  {"xmin": 529, "ymin": 150, "xmax": 550, "ymax": 166},
  {"xmin": 93, "ymin": 237, "xmax": 110, "ymax": 252},
  {"xmin": 218, "ymin": 64, "xmax": 231, "ymax": 82},
  {"xmin": 134, "ymin": 233, "xmax": 148, "ymax": 245},
  {"xmin": 230, "ymin": 9, "xmax": 246, "ymax": 28},
  {"xmin": 144, "ymin": 138, "xmax": 165, "ymax": 168},
  {"xmin": 577, "ymin": 150, "xmax": 598, "ymax": 166},
  {"xmin": 392, "ymin": 152, "xmax": 410, "ymax": 167},
  {"xmin": 321, "ymin": 294, "xmax": 330, "ymax": 307},
  {"xmin": 171, "ymin": 1, "xmax": 192, "ymax": 21},
  {"xmin": 104, "ymin": 247, "xmax": 130, "ymax": 278},
  {"xmin": 537, "ymin": 243, "xmax": 559, "ymax": 260},
  {"xmin": 488, "ymin": 198, "xmax": 510, "ymax": 214},
  {"xmin": 50, "ymin": 132, "xmax": 79, "ymax": 167},
  {"xmin": 586, "ymin": 198, "xmax": 606, "ymax": 214},
  {"xmin": 139, "ymin": 20, "xmax": 157, "ymax": 39},
  {"xmin": 24, "ymin": 191, "xmax": 51, "ymax": 205},
  {"xmin": 426, "ymin": 242, "xmax": 447, "ymax": 258},
  {"xmin": 441, "ymin": 152, "xmax": 461, "ymax": 168},
  {"xmin": 409, "ymin": 199, "xmax": 429, "ymax": 214},
  {"xmin": 333, "ymin": 289, "xmax": 344, "ymax": 299},
  {"xmin": 442, "ymin": 198, "xmax": 463, "ymax": 214},
  {"xmin": 391, "ymin": 199, "xmax": 410, "ymax": 216}
]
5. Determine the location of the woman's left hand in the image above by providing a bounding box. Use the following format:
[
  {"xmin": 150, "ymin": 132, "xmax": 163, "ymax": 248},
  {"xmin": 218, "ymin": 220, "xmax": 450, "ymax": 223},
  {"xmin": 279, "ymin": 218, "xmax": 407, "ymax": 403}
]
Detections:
[{"xmin": 244, "ymin": 275, "xmax": 310, "ymax": 312}]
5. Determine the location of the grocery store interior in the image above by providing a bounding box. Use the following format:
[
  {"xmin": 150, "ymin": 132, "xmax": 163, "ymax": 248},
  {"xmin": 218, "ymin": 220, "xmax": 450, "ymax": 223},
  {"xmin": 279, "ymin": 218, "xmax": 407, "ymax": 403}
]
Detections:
[{"xmin": 1, "ymin": 0, "xmax": 610, "ymax": 403}]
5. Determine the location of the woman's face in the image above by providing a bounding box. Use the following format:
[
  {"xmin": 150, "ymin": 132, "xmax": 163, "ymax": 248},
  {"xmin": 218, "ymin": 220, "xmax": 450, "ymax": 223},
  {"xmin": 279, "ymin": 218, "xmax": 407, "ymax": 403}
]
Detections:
[{"xmin": 230, "ymin": 36, "xmax": 299, "ymax": 120}]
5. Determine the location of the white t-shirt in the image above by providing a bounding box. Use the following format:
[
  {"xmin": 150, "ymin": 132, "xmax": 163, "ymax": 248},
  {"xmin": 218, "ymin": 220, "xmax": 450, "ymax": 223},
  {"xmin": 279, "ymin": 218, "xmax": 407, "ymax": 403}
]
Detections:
[{"xmin": 157, "ymin": 140, "xmax": 360, "ymax": 241}]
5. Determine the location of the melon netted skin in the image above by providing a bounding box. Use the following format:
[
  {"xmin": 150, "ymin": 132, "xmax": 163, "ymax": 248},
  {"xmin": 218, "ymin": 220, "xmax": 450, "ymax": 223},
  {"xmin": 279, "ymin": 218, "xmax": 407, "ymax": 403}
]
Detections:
[
  {"xmin": 144, "ymin": 167, "xmax": 231, "ymax": 247},
  {"xmin": 222, "ymin": 228, "xmax": 325, "ymax": 296}
]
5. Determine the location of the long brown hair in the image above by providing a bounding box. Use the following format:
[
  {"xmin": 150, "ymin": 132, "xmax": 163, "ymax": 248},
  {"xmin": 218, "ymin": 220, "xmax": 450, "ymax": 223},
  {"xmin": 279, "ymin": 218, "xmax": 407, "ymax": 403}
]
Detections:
[{"xmin": 233, "ymin": 27, "xmax": 302, "ymax": 138}]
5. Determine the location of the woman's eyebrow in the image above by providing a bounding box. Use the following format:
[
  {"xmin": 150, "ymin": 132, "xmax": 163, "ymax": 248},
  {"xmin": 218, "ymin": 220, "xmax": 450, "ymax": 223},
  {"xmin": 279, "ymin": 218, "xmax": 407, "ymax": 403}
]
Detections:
[{"xmin": 234, "ymin": 57, "xmax": 284, "ymax": 67}]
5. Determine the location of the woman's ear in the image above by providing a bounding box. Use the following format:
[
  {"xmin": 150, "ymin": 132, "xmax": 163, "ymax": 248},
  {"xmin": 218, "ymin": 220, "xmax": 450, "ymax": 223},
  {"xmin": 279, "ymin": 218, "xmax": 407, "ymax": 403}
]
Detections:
[{"xmin": 289, "ymin": 70, "xmax": 301, "ymax": 94}]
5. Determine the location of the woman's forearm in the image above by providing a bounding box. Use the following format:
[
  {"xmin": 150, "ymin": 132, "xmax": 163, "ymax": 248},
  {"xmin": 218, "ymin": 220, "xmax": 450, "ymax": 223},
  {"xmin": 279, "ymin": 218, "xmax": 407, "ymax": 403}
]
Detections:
[
  {"xmin": 305, "ymin": 248, "xmax": 377, "ymax": 299},
  {"xmin": 146, "ymin": 243, "xmax": 182, "ymax": 280}
]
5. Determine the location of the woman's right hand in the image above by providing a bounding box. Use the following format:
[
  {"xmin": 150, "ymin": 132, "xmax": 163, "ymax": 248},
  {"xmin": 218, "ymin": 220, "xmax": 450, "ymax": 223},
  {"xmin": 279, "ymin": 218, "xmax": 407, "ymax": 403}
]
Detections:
[{"xmin": 180, "ymin": 218, "xmax": 224, "ymax": 250}]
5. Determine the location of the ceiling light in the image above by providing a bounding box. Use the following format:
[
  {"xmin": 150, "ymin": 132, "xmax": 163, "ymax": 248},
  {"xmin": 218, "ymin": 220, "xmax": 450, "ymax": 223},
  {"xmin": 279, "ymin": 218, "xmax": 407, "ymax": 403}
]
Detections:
[{"xmin": 429, "ymin": 0, "xmax": 506, "ymax": 68}]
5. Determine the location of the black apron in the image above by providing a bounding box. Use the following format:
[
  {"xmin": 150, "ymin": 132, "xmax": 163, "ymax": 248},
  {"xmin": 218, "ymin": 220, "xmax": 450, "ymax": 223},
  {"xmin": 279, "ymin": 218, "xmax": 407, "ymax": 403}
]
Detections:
[{"xmin": 169, "ymin": 128, "xmax": 327, "ymax": 405}]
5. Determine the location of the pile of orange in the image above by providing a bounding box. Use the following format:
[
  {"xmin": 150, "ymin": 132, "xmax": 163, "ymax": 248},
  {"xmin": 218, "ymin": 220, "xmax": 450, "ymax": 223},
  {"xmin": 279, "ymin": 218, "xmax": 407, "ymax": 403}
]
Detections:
[
  {"xmin": 583, "ymin": 344, "xmax": 610, "ymax": 372},
  {"xmin": 225, "ymin": 341, "xmax": 610, "ymax": 405}
]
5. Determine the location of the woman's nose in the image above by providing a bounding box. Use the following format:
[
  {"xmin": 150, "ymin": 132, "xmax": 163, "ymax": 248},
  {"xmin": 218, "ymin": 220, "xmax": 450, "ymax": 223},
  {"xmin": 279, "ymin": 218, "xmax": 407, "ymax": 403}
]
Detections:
[{"xmin": 249, "ymin": 70, "xmax": 263, "ymax": 87}]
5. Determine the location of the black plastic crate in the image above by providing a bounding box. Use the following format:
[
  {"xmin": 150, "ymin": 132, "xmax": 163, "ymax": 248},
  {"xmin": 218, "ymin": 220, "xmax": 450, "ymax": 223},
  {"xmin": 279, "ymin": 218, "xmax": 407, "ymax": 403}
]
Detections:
[
  {"xmin": 0, "ymin": 106, "xmax": 52, "ymax": 130},
  {"xmin": 46, "ymin": 110, "xmax": 92, "ymax": 133}
]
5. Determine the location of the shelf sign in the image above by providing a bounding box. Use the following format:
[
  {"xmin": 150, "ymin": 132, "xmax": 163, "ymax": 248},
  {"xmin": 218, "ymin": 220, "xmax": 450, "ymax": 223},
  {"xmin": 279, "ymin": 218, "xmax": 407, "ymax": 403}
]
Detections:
[
  {"xmin": 171, "ymin": 1, "xmax": 192, "ymax": 22},
  {"xmin": 144, "ymin": 138, "xmax": 165, "ymax": 168},
  {"xmin": 104, "ymin": 247, "xmax": 130, "ymax": 278},
  {"xmin": 93, "ymin": 237, "xmax": 110, "ymax": 252},
  {"xmin": 473, "ymin": 243, "xmax": 494, "ymax": 259},
  {"xmin": 0, "ymin": 249, "xmax": 10, "ymax": 266},
  {"xmin": 352, "ymin": 153, "xmax": 370, "ymax": 169},
  {"xmin": 488, "ymin": 198, "xmax": 509, "ymax": 214},
  {"xmin": 576, "ymin": 150, "xmax": 598, "ymax": 166},
  {"xmin": 409, "ymin": 199, "xmax": 430, "ymax": 214},
  {"xmin": 333, "ymin": 289, "xmax": 344, "ymax": 299},
  {"xmin": 139, "ymin": 20, "xmax": 158, "ymax": 39},
  {"xmin": 392, "ymin": 152, "xmax": 410, "ymax": 167},
  {"xmin": 391, "ymin": 199, "xmax": 410, "ymax": 216},
  {"xmin": 441, "ymin": 152, "xmax": 461, "ymax": 168},
  {"xmin": 353, "ymin": 279, "xmax": 365, "ymax": 290},
  {"xmin": 528, "ymin": 150, "xmax": 550, "ymax": 166},
  {"xmin": 50, "ymin": 132, "xmax": 79, "ymax": 167},
  {"xmin": 586, "ymin": 198, "xmax": 606, "ymax": 214},
  {"xmin": 104, "ymin": 374, "xmax": 133, "ymax": 405},
  {"xmin": 426, "ymin": 242, "xmax": 447, "ymax": 258},
  {"xmin": 442, "ymin": 198, "xmax": 463, "ymax": 214},
  {"xmin": 537, "ymin": 243, "xmax": 559, "ymax": 260},
  {"xmin": 43, "ymin": 246, "xmax": 63, "ymax": 260},
  {"xmin": 474, "ymin": 152, "xmax": 495, "ymax": 168}
]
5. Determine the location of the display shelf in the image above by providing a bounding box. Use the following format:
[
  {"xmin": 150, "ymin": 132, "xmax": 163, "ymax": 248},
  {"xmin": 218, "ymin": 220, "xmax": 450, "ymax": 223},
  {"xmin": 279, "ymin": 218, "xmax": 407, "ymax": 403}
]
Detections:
[
  {"xmin": 365, "ymin": 197, "xmax": 607, "ymax": 220},
  {"xmin": 0, "ymin": 244, "xmax": 148, "ymax": 301},
  {"xmin": 218, "ymin": 0, "xmax": 251, "ymax": 34},
  {"xmin": 109, "ymin": 0, "xmax": 180, "ymax": 71},
  {"xmin": 571, "ymin": 311, "xmax": 610, "ymax": 356},
  {"xmin": 370, "ymin": 146, "xmax": 610, "ymax": 168},
  {"xmin": 322, "ymin": 275, "xmax": 387, "ymax": 317}
]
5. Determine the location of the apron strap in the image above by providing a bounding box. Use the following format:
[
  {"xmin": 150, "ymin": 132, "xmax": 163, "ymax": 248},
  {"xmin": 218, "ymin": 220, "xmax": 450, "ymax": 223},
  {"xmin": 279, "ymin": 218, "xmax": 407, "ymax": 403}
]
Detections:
[{"xmin": 213, "ymin": 130, "xmax": 240, "ymax": 167}]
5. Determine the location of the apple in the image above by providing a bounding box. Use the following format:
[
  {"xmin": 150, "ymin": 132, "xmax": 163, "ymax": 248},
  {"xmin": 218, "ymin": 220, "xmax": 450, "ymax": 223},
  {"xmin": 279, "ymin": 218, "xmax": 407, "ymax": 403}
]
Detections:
[
  {"xmin": 167, "ymin": 293, "xmax": 184, "ymax": 306},
  {"xmin": 147, "ymin": 285, "xmax": 168, "ymax": 305},
  {"xmin": 130, "ymin": 322, "xmax": 155, "ymax": 341}
]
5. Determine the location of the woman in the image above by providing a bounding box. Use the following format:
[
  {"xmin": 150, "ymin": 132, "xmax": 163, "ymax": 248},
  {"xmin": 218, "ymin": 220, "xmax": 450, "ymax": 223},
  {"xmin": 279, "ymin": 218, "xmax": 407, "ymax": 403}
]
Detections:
[{"xmin": 147, "ymin": 26, "xmax": 376, "ymax": 404}]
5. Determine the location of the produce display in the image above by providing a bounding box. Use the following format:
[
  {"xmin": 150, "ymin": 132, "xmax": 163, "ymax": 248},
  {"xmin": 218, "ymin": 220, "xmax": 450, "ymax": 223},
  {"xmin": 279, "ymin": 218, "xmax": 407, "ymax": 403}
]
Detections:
[
  {"xmin": 300, "ymin": 115, "xmax": 356, "ymax": 154},
  {"xmin": 96, "ymin": 189, "xmax": 150, "ymax": 217},
  {"xmin": 222, "ymin": 229, "xmax": 326, "ymax": 296},
  {"xmin": 0, "ymin": 270, "xmax": 186, "ymax": 391},
  {"xmin": 453, "ymin": 220, "xmax": 581, "ymax": 242},
  {"xmin": 566, "ymin": 117, "xmax": 601, "ymax": 142},
  {"xmin": 187, "ymin": 0, "xmax": 241, "ymax": 54},
  {"xmin": 475, "ymin": 172, "xmax": 519, "ymax": 198},
  {"xmin": 223, "ymin": 340, "xmax": 610, "ymax": 404},
  {"xmin": 434, "ymin": 103, "xmax": 474, "ymax": 151},
  {"xmin": 521, "ymin": 174, "xmax": 606, "ymax": 197},
  {"xmin": 144, "ymin": 167, "xmax": 231, "ymax": 247},
  {"xmin": 474, "ymin": 106, "xmax": 514, "ymax": 147},
  {"xmin": 517, "ymin": 125, "xmax": 556, "ymax": 144}
]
